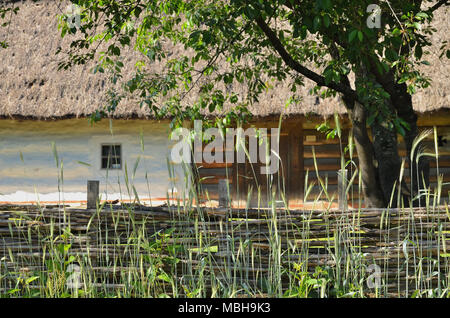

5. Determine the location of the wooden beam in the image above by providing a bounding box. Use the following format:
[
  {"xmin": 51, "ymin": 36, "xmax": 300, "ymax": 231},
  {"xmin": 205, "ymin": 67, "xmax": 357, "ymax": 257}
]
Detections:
[
  {"xmin": 288, "ymin": 122, "xmax": 304, "ymax": 204},
  {"xmin": 301, "ymin": 110, "xmax": 450, "ymax": 129},
  {"xmin": 195, "ymin": 162, "xmax": 233, "ymax": 169},
  {"xmin": 87, "ymin": 180, "xmax": 99, "ymax": 209},
  {"xmin": 218, "ymin": 179, "xmax": 230, "ymax": 207},
  {"xmin": 198, "ymin": 176, "xmax": 233, "ymax": 184},
  {"xmin": 338, "ymin": 169, "xmax": 348, "ymax": 211},
  {"xmin": 417, "ymin": 110, "xmax": 450, "ymax": 127}
]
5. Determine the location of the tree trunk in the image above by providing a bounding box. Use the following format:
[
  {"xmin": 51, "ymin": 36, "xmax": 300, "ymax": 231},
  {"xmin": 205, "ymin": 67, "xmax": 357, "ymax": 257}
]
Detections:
[
  {"xmin": 390, "ymin": 83, "xmax": 430, "ymax": 205},
  {"xmin": 371, "ymin": 120, "xmax": 403, "ymax": 206},
  {"xmin": 346, "ymin": 100, "xmax": 385, "ymax": 208},
  {"xmin": 370, "ymin": 67, "xmax": 430, "ymax": 205}
]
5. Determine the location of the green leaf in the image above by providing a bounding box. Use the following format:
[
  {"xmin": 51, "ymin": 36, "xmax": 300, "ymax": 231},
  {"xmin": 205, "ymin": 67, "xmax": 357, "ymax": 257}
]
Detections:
[
  {"xmin": 392, "ymin": 28, "xmax": 401, "ymax": 36},
  {"xmin": 61, "ymin": 25, "xmax": 67, "ymax": 38},
  {"xmin": 367, "ymin": 113, "xmax": 376, "ymax": 126},
  {"xmin": 357, "ymin": 31, "xmax": 363, "ymax": 42},
  {"xmin": 323, "ymin": 15, "xmax": 330, "ymax": 28},
  {"xmin": 395, "ymin": 121, "xmax": 406, "ymax": 136},
  {"xmin": 134, "ymin": 7, "xmax": 142, "ymax": 18},
  {"xmin": 398, "ymin": 76, "xmax": 407, "ymax": 84},
  {"xmin": 415, "ymin": 45, "xmax": 423, "ymax": 60},
  {"xmin": 326, "ymin": 130, "xmax": 336, "ymax": 139},
  {"xmin": 323, "ymin": 0, "xmax": 332, "ymax": 10},
  {"xmin": 349, "ymin": 29, "xmax": 358, "ymax": 43},
  {"xmin": 313, "ymin": 16, "xmax": 321, "ymax": 31},
  {"xmin": 415, "ymin": 12, "xmax": 428, "ymax": 20},
  {"xmin": 25, "ymin": 276, "xmax": 39, "ymax": 285},
  {"xmin": 65, "ymin": 255, "xmax": 76, "ymax": 265},
  {"xmin": 385, "ymin": 48, "xmax": 398, "ymax": 62},
  {"xmin": 157, "ymin": 271, "xmax": 172, "ymax": 283}
]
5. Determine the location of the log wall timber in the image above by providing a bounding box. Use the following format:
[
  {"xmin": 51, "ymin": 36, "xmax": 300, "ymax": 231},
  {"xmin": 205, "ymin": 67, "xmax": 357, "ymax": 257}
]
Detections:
[
  {"xmin": 304, "ymin": 124, "xmax": 450, "ymax": 204},
  {"xmin": 288, "ymin": 123, "xmax": 304, "ymax": 205},
  {"xmin": 194, "ymin": 119, "xmax": 304, "ymax": 206},
  {"xmin": 193, "ymin": 112, "xmax": 450, "ymax": 207}
]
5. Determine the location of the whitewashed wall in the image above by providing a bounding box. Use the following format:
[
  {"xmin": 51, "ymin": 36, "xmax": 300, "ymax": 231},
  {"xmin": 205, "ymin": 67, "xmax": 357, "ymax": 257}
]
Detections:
[{"xmin": 0, "ymin": 119, "xmax": 189, "ymax": 204}]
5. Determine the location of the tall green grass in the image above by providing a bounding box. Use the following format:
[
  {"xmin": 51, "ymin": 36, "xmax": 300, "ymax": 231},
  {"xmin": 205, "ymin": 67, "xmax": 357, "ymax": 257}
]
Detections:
[{"xmin": 0, "ymin": 118, "xmax": 449, "ymax": 298}]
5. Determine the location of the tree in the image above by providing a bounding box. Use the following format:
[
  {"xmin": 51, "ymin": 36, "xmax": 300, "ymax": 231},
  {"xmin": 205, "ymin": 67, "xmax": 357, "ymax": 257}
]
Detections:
[
  {"xmin": 0, "ymin": 1, "xmax": 19, "ymax": 49},
  {"xmin": 57, "ymin": 0, "xmax": 450, "ymax": 207}
]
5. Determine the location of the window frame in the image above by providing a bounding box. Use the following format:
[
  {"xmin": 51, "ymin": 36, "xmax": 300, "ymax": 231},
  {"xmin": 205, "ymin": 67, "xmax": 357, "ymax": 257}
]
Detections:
[{"xmin": 100, "ymin": 143, "xmax": 122, "ymax": 170}]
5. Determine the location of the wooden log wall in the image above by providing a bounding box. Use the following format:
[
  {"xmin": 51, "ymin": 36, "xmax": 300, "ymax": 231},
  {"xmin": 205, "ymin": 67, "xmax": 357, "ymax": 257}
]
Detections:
[
  {"xmin": 303, "ymin": 127, "xmax": 350, "ymax": 202},
  {"xmin": 194, "ymin": 112, "xmax": 450, "ymax": 207},
  {"xmin": 194, "ymin": 120, "xmax": 304, "ymax": 207},
  {"xmin": 303, "ymin": 122, "xmax": 450, "ymax": 205}
]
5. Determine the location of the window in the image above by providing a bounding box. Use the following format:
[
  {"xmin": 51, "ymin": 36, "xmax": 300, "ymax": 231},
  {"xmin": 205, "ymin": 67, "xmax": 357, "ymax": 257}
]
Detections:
[{"xmin": 101, "ymin": 144, "xmax": 122, "ymax": 169}]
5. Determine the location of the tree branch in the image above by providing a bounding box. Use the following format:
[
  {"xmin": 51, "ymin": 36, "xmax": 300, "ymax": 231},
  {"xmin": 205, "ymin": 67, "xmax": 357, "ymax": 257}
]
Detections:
[
  {"xmin": 254, "ymin": 16, "xmax": 358, "ymax": 102},
  {"xmin": 427, "ymin": 0, "xmax": 449, "ymax": 13}
]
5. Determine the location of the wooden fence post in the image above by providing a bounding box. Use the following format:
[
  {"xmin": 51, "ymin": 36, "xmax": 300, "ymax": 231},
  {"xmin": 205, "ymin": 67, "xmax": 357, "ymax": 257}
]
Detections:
[
  {"xmin": 87, "ymin": 180, "xmax": 99, "ymax": 209},
  {"xmin": 218, "ymin": 179, "xmax": 230, "ymax": 207},
  {"xmin": 338, "ymin": 169, "xmax": 348, "ymax": 211}
]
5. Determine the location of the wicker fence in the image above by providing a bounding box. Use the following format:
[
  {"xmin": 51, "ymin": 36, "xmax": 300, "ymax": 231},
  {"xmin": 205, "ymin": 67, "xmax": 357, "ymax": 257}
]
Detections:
[{"xmin": 1, "ymin": 204, "xmax": 449, "ymax": 297}]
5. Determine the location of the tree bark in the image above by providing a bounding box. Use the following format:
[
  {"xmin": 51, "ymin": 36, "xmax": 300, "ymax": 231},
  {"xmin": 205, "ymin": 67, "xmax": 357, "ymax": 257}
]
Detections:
[
  {"xmin": 371, "ymin": 120, "xmax": 403, "ymax": 206},
  {"xmin": 369, "ymin": 67, "xmax": 430, "ymax": 204},
  {"xmin": 390, "ymin": 83, "xmax": 430, "ymax": 204},
  {"xmin": 345, "ymin": 99, "xmax": 385, "ymax": 208}
]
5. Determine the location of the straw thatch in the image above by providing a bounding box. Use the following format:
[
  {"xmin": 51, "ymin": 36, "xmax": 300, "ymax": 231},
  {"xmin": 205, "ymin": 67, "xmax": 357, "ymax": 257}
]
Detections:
[{"xmin": 0, "ymin": 0, "xmax": 448, "ymax": 120}]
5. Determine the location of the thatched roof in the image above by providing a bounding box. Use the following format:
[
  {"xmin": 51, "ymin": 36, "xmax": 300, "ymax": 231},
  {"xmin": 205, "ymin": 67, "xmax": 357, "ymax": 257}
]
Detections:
[{"xmin": 0, "ymin": 0, "xmax": 449, "ymax": 120}]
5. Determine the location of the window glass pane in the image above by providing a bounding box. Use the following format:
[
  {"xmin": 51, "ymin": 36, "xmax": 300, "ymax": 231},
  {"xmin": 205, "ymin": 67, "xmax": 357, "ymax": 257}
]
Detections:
[
  {"xmin": 112, "ymin": 145, "xmax": 121, "ymax": 156},
  {"xmin": 102, "ymin": 145, "xmax": 110, "ymax": 156},
  {"xmin": 102, "ymin": 158, "xmax": 109, "ymax": 169},
  {"xmin": 101, "ymin": 144, "xmax": 121, "ymax": 169}
]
